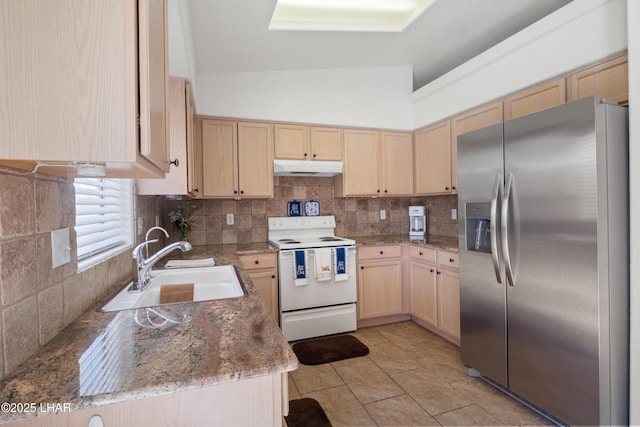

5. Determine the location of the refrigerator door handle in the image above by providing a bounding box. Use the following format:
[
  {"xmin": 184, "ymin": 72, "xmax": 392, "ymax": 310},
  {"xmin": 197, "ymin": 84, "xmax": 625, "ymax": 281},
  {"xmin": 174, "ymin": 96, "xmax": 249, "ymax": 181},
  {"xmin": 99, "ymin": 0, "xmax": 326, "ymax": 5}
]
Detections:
[
  {"xmin": 502, "ymin": 172, "xmax": 516, "ymax": 287},
  {"xmin": 490, "ymin": 174, "xmax": 503, "ymax": 284}
]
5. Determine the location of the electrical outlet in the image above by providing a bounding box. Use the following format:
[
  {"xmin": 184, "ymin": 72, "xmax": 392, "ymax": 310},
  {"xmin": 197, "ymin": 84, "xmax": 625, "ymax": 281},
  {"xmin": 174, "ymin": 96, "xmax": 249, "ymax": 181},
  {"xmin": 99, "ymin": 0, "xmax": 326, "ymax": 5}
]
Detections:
[
  {"xmin": 452, "ymin": 209, "xmax": 457, "ymax": 220},
  {"xmin": 137, "ymin": 217, "xmax": 143, "ymax": 235},
  {"xmin": 380, "ymin": 209, "xmax": 386, "ymax": 220},
  {"xmin": 155, "ymin": 215, "xmax": 160, "ymax": 227},
  {"xmin": 226, "ymin": 213, "xmax": 235, "ymax": 225}
]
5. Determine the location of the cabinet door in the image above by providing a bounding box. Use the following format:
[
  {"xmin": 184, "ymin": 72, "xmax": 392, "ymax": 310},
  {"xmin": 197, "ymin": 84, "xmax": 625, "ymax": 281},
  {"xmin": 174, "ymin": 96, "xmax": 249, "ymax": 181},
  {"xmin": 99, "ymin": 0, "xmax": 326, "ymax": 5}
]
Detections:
[
  {"xmin": 569, "ymin": 53, "xmax": 628, "ymax": 106},
  {"xmin": 451, "ymin": 102, "xmax": 503, "ymax": 192},
  {"xmin": 237, "ymin": 122, "xmax": 274, "ymax": 198},
  {"xmin": 380, "ymin": 131, "xmax": 413, "ymax": 196},
  {"xmin": 202, "ymin": 119, "xmax": 238, "ymax": 197},
  {"xmin": 247, "ymin": 270, "xmax": 279, "ymax": 322},
  {"xmin": 414, "ymin": 121, "xmax": 452, "ymax": 194},
  {"xmin": 138, "ymin": 0, "xmax": 170, "ymax": 172},
  {"xmin": 504, "ymin": 78, "xmax": 566, "ymax": 120},
  {"xmin": 437, "ymin": 268, "xmax": 460, "ymax": 339},
  {"xmin": 341, "ymin": 129, "xmax": 380, "ymax": 196},
  {"xmin": 310, "ymin": 127, "xmax": 343, "ymax": 161},
  {"xmin": 137, "ymin": 77, "xmax": 189, "ymax": 195},
  {"xmin": 409, "ymin": 260, "xmax": 437, "ymax": 327},
  {"xmin": 274, "ymin": 124, "xmax": 309, "ymax": 160},
  {"xmin": 185, "ymin": 82, "xmax": 201, "ymax": 196},
  {"xmin": 358, "ymin": 260, "xmax": 403, "ymax": 319}
]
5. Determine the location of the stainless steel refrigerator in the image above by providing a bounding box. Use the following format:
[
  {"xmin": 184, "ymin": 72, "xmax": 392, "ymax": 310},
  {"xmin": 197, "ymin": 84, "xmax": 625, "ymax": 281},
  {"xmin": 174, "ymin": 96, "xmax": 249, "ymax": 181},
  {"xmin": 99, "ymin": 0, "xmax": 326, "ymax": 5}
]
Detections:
[{"xmin": 457, "ymin": 96, "xmax": 629, "ymax": 426}]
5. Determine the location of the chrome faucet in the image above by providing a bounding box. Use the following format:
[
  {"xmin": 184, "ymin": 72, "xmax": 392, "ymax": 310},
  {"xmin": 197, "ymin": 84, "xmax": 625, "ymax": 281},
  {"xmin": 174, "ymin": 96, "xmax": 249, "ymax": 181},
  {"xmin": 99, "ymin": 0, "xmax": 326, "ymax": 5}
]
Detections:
[
  {"xmin": 130, "ymin": 240, "xmax": 193, "ymax": 291},
  {"xmin": 144, "ymin": 226, "xmax": 170, "ymax": 258}
]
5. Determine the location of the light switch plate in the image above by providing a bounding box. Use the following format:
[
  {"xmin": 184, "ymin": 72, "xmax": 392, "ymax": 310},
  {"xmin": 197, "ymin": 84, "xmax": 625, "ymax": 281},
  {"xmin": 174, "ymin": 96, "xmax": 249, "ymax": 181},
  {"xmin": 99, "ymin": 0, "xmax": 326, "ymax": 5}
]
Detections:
[
  {"xmin": 51, "ymin": 228, "xmax": 71, "ymax": 268},
  {"xmin": 380, "ymin": 209, "xmax": 386, "ymax": 220},
  {"xmin": 226, "ymin": 213, "xmax": 234, "ymax": 225}
]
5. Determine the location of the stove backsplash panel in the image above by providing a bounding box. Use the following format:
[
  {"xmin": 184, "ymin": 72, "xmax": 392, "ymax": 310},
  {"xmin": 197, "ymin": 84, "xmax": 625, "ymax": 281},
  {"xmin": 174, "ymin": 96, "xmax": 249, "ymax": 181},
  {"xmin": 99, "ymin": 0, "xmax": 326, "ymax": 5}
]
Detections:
[{"xmin": 161, "ymin": 177, "xmax": 458, "ymax": 245}]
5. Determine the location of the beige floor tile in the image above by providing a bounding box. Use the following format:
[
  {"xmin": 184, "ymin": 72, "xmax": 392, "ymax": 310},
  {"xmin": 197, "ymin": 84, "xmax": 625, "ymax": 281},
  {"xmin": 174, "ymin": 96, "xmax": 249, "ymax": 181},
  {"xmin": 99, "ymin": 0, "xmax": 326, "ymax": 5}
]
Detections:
[
  {"xmin": 451, "ymin": 377, "xmax": 541, "ymax": 426},
  {"xmin": 391, "ymin": 367, "xmax": 472, "ymax": 416},
  {"xmin": 287, "ymin": 374, "xmax": 301, "ymax": 400},
  {"xmin": 304, "ymin": 384, "xmax": 377, "ymax": 426},
  {"xmin": 333, "ymin": 357, "xmax": 405, "ymax": 404},
  {"xmin": 376, "ymin": 321, "xmax": 447, "ymax": 351},
  {"xmin": 289, "ymin": 362, "xmax": 344, "ymax": 394},
  {"xmin": 435, "ymin": 404, "xmax": 505, "ymax": 426},
  {"xmin": 351, "ymin": 326, "xmax": 393, "ymax": 347},
  {"xmin": 365, "ymin": 394, "xmax": 440, "ymax": 426},
  {"xmin": 367, "ymin": 341, "xmax": 423, "ymax": 375}
]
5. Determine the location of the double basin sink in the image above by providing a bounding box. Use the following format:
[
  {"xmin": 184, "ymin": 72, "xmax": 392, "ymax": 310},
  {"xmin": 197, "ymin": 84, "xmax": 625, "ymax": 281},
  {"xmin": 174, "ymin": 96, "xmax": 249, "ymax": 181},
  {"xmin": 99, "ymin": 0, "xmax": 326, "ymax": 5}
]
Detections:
[{"xmin": 102, "ymin": 265, "xmax": 245, "ymax": 312}]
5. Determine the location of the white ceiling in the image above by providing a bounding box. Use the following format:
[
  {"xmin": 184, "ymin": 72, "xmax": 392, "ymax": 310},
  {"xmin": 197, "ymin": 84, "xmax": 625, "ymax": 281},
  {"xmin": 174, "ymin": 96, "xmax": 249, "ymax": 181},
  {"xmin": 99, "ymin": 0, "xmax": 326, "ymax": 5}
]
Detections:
[{"xmin": 187, "ymin": 0, "xmax": 572, "ymax": 91}]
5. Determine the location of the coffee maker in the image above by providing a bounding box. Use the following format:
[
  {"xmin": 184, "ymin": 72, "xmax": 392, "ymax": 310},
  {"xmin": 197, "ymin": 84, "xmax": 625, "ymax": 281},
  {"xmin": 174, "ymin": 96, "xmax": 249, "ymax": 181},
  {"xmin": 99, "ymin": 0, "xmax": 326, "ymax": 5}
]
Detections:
[{"xmin": 409, "ymin": 206, "xmax": 426, "ymax": 239}]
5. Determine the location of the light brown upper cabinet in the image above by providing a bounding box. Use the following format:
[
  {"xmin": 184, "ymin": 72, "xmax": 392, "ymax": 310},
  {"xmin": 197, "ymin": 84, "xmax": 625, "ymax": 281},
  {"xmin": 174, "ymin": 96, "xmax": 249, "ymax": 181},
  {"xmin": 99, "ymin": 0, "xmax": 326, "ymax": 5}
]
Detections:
[
  {"xmin": 451, "ymin": 102, "xmax": 504, "ymax": 192},
  {"xmin": 274, "ymin": 124, "xmax": 342, "ymax": 161},
  {"xmin": 380, "ymin": 131, "xmax": 414, "ymax": 196},
  {"xmin": 0, "ymin": 0, "xmax": 169, "ymax": 178},
  {"xmin": 414, "ymin": 121, "xmax": 452, "ymax": 195},
  {"xmin": 138, "ymin": 77, "xmax": 200, "ymax": 196},
  {"xmin": 201, "ymin": 119, "xmax": 274, "ymax": 198},
  {"xmin": 335, "ymin": 129, "xmax": 412, "ymax": 197},
  {"xmin": 504, "ymin": 78, "xmax": 567, "ymax": 120},
  {"xmin": 569, "ymin": 53, "xmax": 628, "ymax": 106}
]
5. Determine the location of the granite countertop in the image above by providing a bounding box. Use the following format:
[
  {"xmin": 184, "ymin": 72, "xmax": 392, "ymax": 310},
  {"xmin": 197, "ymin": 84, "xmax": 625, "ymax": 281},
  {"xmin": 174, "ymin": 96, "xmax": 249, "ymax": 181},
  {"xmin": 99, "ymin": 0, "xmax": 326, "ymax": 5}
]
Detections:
[
  {"xmin": 0, "ymin": 243, "xmax": 296, "ymax": 423},
  {"xmin": 352, "ymin": 234, "xmax": 459, "ymax": 252}
]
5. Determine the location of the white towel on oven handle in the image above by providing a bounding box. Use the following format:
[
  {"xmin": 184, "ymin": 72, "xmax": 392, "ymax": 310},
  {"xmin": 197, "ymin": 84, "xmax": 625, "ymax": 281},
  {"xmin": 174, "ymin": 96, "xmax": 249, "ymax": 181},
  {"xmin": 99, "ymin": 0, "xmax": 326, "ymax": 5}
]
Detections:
[
  {"xmin": 334, "ymin": 247, "xmax": 349, "ymax": 281},
  {"xmin": 293, "ymin": 250, "xmax": 309, "ymax": 286},
  {"xmin": 314, "ymin": 248, "xmax": 332, "ymax": 281}
]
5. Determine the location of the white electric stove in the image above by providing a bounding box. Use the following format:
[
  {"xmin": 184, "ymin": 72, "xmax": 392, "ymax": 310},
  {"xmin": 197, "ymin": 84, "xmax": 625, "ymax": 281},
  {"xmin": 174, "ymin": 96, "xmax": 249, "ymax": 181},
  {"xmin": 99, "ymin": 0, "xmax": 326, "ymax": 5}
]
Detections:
[{"xmin": 268, "ymin": 216, "xmax": 357, "ymax": 341}]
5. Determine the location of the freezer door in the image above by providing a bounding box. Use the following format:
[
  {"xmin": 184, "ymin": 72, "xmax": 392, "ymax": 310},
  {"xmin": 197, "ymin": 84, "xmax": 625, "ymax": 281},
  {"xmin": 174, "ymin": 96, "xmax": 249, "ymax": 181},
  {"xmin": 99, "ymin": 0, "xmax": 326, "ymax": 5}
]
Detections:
[
  {"xmin": 503, "ymin": 97, "xmax": 600, "ymax": 425},
  {"xmin": 457, "ymin": 124, "xmax": 507, "ymax": 387}
]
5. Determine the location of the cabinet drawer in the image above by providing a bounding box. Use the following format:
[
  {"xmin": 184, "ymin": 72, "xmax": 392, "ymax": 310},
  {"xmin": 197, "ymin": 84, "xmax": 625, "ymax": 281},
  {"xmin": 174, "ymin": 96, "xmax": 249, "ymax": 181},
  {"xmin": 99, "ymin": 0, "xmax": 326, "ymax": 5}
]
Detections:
[
  {"xmin": 437, "ymin": 251, "xmax": 459, "ymax": 270},
  {"xmin": 238, "ymin": 253, "xmax": 277, "ymax": 270},
  {"xmin": 409, "ymin": 245, "xmax": 436, "ymax": 263},
  {"xmin": 358, "ymin": 245, "xmax": 402, "ymax": 260}
]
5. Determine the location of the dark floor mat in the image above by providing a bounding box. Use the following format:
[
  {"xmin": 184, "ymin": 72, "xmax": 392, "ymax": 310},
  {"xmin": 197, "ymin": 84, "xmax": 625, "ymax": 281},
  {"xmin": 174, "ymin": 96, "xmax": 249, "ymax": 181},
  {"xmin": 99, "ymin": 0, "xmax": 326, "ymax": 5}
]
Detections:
[
  {"xmin": 285, "ymin": 398, "xmax": 332, "ymax": 427},
  {"xmin": 292, "ymin": 334, "xmax": 369, "ymax": 365}
]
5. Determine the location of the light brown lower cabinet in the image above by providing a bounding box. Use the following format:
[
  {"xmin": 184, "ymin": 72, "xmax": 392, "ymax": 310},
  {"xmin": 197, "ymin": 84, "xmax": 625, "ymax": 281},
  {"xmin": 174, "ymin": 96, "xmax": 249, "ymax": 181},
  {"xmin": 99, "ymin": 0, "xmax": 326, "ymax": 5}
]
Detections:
[
  {"xmin": 12, "ymin": 372, "xmax": 288, "ymax": 427},
  {"xmin": 409, "ymin": 246, "xmax": 460, "ymax": 345},
  {"xmin": 238, "ymin": 253, "xmax": 279, "ymax": 322},
  {"xmin": 357, "ymin": 245, "xmax": 403, "ymax": 320}
]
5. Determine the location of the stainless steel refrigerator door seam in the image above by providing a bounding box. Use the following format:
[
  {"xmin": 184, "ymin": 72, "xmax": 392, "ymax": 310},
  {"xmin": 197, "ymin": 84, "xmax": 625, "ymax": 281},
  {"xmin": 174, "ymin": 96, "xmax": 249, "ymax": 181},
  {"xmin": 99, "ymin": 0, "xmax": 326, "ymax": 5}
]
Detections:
[
  {"xmin": 502, "ymin": 172, "xmax": 515, "ymax": 287},
  {"xmin": 490, "ymin": 174, "xmax": 503, "ymax": 284}
]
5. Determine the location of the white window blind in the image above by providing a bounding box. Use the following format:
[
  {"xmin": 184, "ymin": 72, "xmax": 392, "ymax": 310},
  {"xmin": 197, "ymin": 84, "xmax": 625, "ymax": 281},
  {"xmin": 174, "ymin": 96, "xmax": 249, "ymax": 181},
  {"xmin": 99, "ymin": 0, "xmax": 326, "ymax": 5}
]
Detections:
[{"xmin": 74, "ymin": 178, "xmax": 133, "ymax": 269}]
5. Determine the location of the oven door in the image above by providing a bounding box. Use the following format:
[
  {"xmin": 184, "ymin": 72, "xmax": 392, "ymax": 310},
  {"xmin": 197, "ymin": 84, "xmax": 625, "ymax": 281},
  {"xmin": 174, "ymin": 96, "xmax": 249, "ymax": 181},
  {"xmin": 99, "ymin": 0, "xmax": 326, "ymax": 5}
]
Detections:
[{"xmin": 278, "ymin": 246, "xmax": 357, "ymax": 312}]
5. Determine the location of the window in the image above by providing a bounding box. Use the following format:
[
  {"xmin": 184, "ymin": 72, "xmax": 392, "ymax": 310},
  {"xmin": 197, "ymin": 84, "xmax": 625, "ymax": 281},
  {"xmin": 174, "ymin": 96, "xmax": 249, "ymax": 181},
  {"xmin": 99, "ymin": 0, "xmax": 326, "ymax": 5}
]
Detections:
[{"xmin": 74, "ymin": 178, "xmax": 134, "ymax": 270}]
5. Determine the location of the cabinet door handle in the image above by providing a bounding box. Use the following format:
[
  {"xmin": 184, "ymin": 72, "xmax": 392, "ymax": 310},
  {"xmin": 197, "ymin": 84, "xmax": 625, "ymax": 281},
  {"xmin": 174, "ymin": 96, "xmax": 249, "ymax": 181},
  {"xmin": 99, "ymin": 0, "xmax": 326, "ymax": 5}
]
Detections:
[
  {"xmin": 437, "ymin": 271, "xmax": 442, "ymax": 275},
  {"xmin": 419, "ymin": 251, "xmax": 423, "ymax": 256},
  {"xmin": 170, "ymin": 158, "xmax": 179, "ymax": 166},
  {"xmin": 271, "ymin": 275, "xmax": 275, "ymax": 279},
  {"xmin": 254, "ymin": 260, "xmax": 260, "ymax": 265},
  {"xmin": 430, "ymin": 269, "xmax": 435, "ymax": 273},
  {"xmin": 384, "ymin": 189, "xmax": 388, "ymax": 193},
  {"xmin": 379, "ymin": 251, "xmax": 384, "ymax": 255},
  {"xmin": 304, "ymin": 153, "xmax": 308, "ymax": 157},
  {"xmin": 449, "ymin": 258, "xmax": 455, "ymax": 263},
  {"xmin": 193, "ymin": 188, "xmax": 199, "ymax": 193},
  {"xmin": 234, "ymin": 190, "xmax": 238, "ymax": 194},
  {"xmin": 452, "ymin": 186, "xmax": 457, "ymax": 190},
  {"xmin": 445, "ymin": 186, "xmax": 450, "ymax": 191},
  {"xmin": 360, "ymin": 266, "xmax": 364, "ymax": 270},
  {"xmin": 312, "ymin": 153, "xmax": 316, "ymax": 158},
  {"xmin": 240, "ymin": 190, "xmax": 244, "ymax": 194},
  {"xmin": 377, "ymin": 189, "xmax": 381, "ymax": 193}
]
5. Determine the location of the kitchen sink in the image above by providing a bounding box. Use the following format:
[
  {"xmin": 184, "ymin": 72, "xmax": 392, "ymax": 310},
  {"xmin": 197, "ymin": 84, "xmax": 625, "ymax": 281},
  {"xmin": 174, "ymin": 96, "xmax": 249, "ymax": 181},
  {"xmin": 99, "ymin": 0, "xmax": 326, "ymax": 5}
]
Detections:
[{"xmin": 102, "ymin": 265, "xmax": 244, "ymax": 312}]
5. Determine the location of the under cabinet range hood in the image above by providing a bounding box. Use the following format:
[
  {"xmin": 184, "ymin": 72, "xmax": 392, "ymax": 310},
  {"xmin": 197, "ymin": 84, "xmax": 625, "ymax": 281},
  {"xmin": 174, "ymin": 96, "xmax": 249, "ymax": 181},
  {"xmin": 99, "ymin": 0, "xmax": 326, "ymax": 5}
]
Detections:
[{"xmin": 273, "ymin": 159, "xmax": 343, "ymax": 177}]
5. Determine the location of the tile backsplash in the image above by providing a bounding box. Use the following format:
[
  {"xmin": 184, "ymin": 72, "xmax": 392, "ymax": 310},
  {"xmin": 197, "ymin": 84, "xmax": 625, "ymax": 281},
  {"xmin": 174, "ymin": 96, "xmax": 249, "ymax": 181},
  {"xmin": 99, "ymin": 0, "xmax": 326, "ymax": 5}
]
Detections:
[
  {"xmin": 0, "ymin": 168, "xmax": 160, "ymax": 380},
  {"xmin": 161, "ymin": 176, "xmax": 459, "ymax": 245},
  {"xmin": 0, "ymin": 171, "xmax": 457, "ymax": 381}
]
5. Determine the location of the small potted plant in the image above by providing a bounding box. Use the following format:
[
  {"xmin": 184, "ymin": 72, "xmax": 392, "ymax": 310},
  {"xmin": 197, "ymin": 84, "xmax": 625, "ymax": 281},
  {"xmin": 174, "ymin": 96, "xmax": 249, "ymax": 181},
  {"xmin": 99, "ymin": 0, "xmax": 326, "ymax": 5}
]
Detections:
[{"xmin": 168, "ymin": 204, "xmax": 197, "ymax": 240}]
